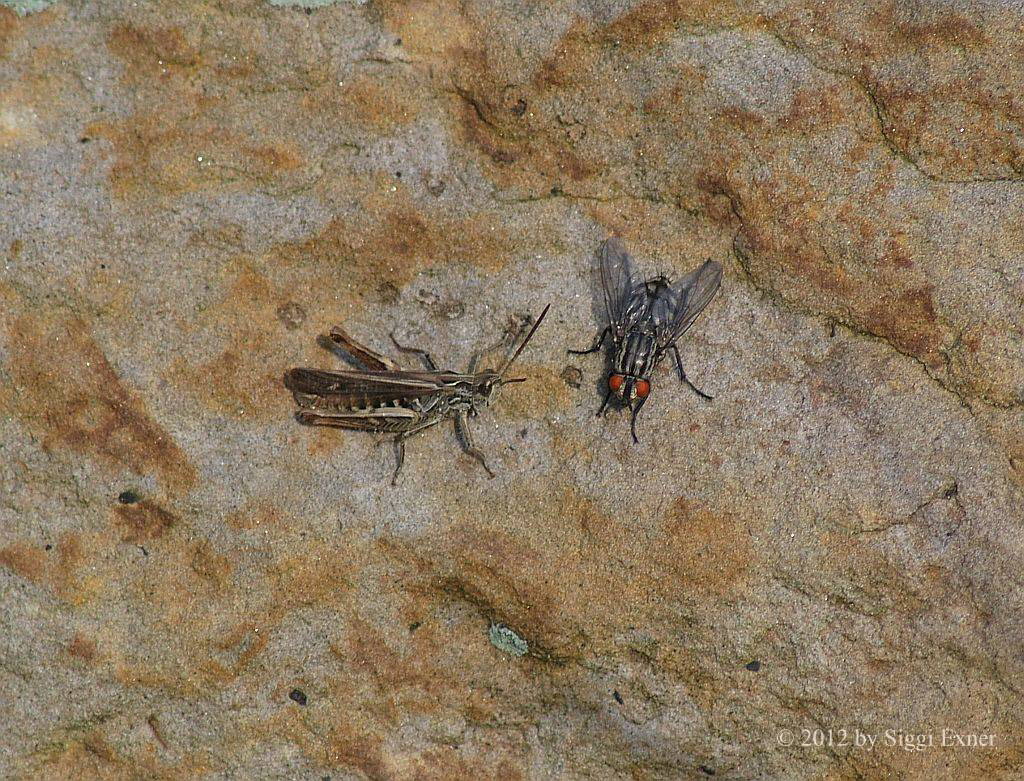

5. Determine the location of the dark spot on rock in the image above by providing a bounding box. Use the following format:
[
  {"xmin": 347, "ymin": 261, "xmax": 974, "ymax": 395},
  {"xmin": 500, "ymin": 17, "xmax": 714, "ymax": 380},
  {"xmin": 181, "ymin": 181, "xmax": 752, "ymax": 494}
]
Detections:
[
  {"xmin": 745, "ymin": 660, "xmax": 761, "ymax": 672},
  {"xmin": 943, "ymin": 482, "xmax": 959, "ymax": 499},
  {"xmin": 289, "ymin": 688, "xmax": 308, "ymax": 706},
  {"xmin": 408, "ymin": 621, "xmax": 421, "ymax": 632},
  {"xmin": 304, "ymin": 7, "xmax": 312, "ymax": 15},
  {"xmin": 394, "ymin": 170, "xmax": 402, "ymax": 178},
  {"xmin": 519, "ymin": 427, "xmax": 527, "ymax": 439},
  {"xmin": 511, "ymin": 98, "xmax": 527, "ymax": 117},
  {"xmin": 99, "ymin": 263, "xmax": 107, "ymax": 269},
  {"xmin": 276, "ymin": 301, "xmax": 306, "ymax": 331},
  {"xmin": 699, "ymin": 766, "xmax": 716, "ymax": 776},
  {"xmin": 613, "ymin": 690, "xmax": 623, "ymax": 705},
  {"xmin": 426, "ymin": 178, "xmax": 446, "ymax": 196},
  {"xmin": 118, "ymin": 490, "xmax": 140, "ymax": 504},
  {"xmin": 140, "ymin": 546, "xmax": 148, "ymax": 556},
  {"xmin": 44, "ymin": 544, "xmax": 52, "ymax": 551},
  {"xmin": 560, "ymin": 365, "xmax": 583, "ymax": 389},
  {"xmin": 550, "ymin": 185, "xmax": 563, "ymax": 196},
  {"xmin": 395, "ymin": 38, "xmax": 401, "ymax": 46}
]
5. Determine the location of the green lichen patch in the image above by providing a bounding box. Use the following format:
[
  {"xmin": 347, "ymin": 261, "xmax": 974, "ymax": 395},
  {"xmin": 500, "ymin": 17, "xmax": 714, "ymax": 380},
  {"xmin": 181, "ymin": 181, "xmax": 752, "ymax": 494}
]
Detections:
[
  {"xmin": 488, "ymin": 622, "xmax": 528, "ymax": 658},
  {"xmin": 1, "ymin": 0, "xmax": 58, "ymax": 15}
]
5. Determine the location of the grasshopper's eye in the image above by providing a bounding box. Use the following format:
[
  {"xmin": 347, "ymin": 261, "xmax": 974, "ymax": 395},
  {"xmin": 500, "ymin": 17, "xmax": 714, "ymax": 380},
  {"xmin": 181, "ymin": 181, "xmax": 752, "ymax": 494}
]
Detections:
[
  {"xmin": 608, "ymin": 374, "xmax": 624, "ymax": 393},
  {"xmin": 634, "ymin": 379, "xmax": 650, "ymax": 398}
]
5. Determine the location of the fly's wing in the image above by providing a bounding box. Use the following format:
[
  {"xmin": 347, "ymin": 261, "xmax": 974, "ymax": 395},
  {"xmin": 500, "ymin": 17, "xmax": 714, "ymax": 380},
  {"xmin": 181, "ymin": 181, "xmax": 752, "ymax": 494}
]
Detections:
[
  {"xmin": 652, "ymin": 260, "xmax": 723, "ymax": 349},
  {"xmin": 599, "ymin": 237, "xmax": 645, "ymax": 339},
  {"xmin": 284, "ymin": 368, "xmax": 442, "ymax": 409}
]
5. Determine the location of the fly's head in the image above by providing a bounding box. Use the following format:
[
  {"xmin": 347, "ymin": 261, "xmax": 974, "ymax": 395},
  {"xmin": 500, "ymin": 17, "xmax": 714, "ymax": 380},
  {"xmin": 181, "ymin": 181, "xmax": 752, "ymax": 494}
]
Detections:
[{"xmin": 607, "ymin": 372, "xmax": 651, "ymax": 408}]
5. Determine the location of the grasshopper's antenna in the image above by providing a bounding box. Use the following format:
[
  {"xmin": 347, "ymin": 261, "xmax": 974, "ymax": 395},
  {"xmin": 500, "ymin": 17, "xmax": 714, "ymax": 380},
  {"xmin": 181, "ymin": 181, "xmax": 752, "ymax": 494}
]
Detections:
[{"xmin": 499, "ymin": 304, "xmax": 551, "ymax": 378}]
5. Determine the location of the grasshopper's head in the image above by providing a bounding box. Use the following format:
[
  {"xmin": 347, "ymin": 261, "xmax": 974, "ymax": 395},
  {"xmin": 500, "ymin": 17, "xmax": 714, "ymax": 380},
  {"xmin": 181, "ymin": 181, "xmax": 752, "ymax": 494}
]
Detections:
[{"xmin": 469, "ymin": 371, "xmax": 524, "ymax": 415}]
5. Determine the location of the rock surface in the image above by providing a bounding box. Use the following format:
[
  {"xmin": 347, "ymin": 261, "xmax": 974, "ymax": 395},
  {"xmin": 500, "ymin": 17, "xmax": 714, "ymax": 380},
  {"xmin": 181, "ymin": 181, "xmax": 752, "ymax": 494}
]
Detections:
[{"xmin": 2, "ymin": 1, "xmax": 1023, "ymax": 778}]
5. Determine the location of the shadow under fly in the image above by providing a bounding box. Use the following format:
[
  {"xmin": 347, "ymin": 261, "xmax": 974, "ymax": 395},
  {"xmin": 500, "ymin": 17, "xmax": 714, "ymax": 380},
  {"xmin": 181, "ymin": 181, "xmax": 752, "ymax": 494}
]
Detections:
[
  {"xmin": 284, "ymin": 305, "xmax": 550, "ymax": 485},
  {"xmin": 569, "ymin": 237, "xmax": 722, "ymax": 442}
]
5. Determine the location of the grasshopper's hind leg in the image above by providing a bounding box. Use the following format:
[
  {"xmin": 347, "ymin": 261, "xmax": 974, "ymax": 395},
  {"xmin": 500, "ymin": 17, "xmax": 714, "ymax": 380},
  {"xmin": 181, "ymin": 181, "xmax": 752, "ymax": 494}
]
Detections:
[
  {"xmin": 390, "ymin": 335, "xmax": 438, "ymax": 370},
  {"xmin": 391, "ymin": 435, "xmax": 407, "ymax": 486},
  {"xmin": 455, "ymin": 411, "xmax": 495, "ymax": 478},
  {"xmin": 326, "ymin": 326, "xmax": 400, "ymax": 371},
  {"xmin": 388, "ymin": 418, "xmax": 443, "ymax": 486}
]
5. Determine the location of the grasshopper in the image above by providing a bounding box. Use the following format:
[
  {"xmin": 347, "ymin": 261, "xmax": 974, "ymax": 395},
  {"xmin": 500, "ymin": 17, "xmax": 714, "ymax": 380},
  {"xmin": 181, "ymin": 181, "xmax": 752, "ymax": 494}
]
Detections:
[{"xmin": 284, "ymin": 305, "xmax": 550, "ymax": 484}]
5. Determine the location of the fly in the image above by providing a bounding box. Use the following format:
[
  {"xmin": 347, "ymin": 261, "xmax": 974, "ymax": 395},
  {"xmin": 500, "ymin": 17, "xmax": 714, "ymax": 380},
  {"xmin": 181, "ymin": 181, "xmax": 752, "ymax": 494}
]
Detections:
[
  {"xmin": 284, "ymin": 304, "xmax": 550, "ymax": 485},
  {"xmin": 570, "ymin": 237, "xmax": 722, "ymax": 442}
]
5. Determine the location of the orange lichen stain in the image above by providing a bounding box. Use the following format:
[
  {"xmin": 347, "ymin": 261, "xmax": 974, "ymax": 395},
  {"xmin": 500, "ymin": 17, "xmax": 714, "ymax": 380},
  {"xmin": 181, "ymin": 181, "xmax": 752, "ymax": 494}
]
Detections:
[
  {"xmin": 68, "ymin": 633, "xmax": 98, "ymax": 662},
  {"xmin": 328, "ymin": 70, "xmax": 425, "ymax": 134},
  {"xmin": 204, "ymin": 622, "xmax": 270, "ymax": 683},
  {"xmin": 107, "ymin": 23, "xmax": 201, "ymax": 81},
  {"xmin": 190, "ymin": 542, "xmax": 232, "ymax": 589},
  {"xmin": 245, "ymin": 142, "xmax": 302, "ymax": 174},
  {"xmin": 112, "ymin": 500, "xmax": 179, "ymax": 544},
  {"xmin": 0, "ymin": 8, "xmax": 17, "ymax": 59},
  {"xmin": 0, "ymin": 533, "xmax": 101, "ymax": 605},
  {"xmin": 659, "ymin": 499, "xmax": 758, "ymax": 595},
  {"xmin": 863, "ymin": 286, "xmax": 941, "ymax": 362},
  {"xmin": 601, "ymin": 0, "xmax": 748, "ymax": 48},
  {"xmin": 6, "ymin": 313, "xmax": 196, "ymax": 492},
  {"xmin": 888, "ymin": 10, "xmax": 987, "ymax": 46},
  {"xmin": 85, "ymin": 112, "xmax": 219, "ymax": 198},
  {"xmin": 494, "ymin": 362, "xmax": 574, "ymax": 418},
  {"xmin": 29, "ymin": 732, "xmax": 127, "ymax": 780},
  {"xmin": 0, "ymin": 541, "xmax": 46, "ymax": 583},
  {"xmin": 275, "ymin": 185, "xmax": 515, "ymax": 294},
  {"xmin": 883, "ymin": 236, "xmax": 915, "ymax": 269},
  {"xmin": 225, "ymin": 503, "xmax": 284, "ymax": 531},
  {"xmin": 169, "ymin": 262, "xmax": 288, "ymax": 420}
]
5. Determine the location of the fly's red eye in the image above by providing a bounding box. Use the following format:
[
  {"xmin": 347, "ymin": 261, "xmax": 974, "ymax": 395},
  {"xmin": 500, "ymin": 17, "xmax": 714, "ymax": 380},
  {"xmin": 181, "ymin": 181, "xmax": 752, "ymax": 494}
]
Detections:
[
  {"xmin": 635, "ymin": 379, "xmax": 651, "ymax": 398},
  {"xmin": 608, "ymin": 374, "xmax": 624, "ymax": 392}
]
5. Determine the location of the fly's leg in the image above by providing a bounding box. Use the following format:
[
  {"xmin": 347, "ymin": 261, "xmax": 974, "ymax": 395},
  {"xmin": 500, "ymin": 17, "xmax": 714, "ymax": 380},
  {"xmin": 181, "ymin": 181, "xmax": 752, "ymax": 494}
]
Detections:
[
  {"xmin": 390, "ymin": 334, "xmax": 438, "ymax": 371},
  {"xmin": 455, "ymin": 411, "xmax": 495, "ymax": 478},
  {"xmin": 629, "ymin": 395, "xmax": 649, "ymax": 444},
  {"xmin": 596, "ymin": 388, "xmax": 614, "ymax": 417},
  {"xmin": 670, "ymin": 345, "xmax": 713, "ymax": 401},
  {"xmin": 568, "ymin": 326, "xmax": 609, "ymax": 356}
]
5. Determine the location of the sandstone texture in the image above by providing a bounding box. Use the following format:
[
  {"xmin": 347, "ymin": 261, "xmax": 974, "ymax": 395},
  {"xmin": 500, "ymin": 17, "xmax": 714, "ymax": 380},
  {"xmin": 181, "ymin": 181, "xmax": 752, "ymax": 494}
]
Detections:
[{"xmin": 1, "ymin": 1, "xmax": 1023, "ymax": 779}]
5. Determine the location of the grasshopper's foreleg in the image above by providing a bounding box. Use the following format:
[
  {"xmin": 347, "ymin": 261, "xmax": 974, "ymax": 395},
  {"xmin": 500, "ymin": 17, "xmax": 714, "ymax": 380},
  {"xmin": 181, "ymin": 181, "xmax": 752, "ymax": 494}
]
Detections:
[{"xmin": 455, "ymin": 411, "xmax": 495, "ymax": 478}]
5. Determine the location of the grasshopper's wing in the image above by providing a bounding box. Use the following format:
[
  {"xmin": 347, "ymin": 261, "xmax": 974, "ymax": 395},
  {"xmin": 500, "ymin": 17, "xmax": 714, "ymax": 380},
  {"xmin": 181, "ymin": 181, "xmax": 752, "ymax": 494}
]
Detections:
[
  {"xmin": 652, "ymin": 260, "xmax": 723, "ymax": 349},
  {"xmin": 598, "ymin": 237, "xmax": 646, "ymax": 339},
  {"xmin": 284, "ymin": 368, "xmax": 441, "ymax": 409}
]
